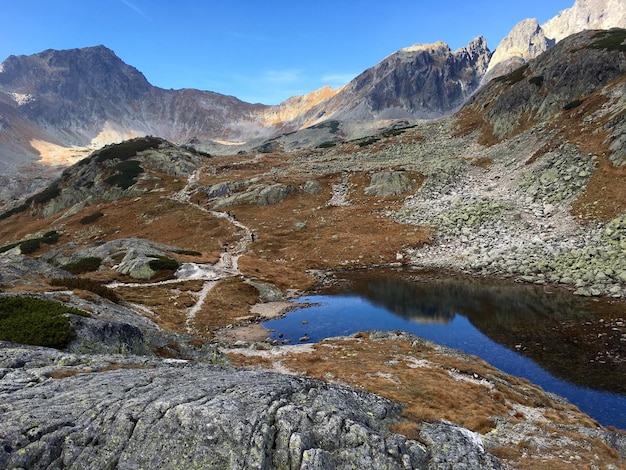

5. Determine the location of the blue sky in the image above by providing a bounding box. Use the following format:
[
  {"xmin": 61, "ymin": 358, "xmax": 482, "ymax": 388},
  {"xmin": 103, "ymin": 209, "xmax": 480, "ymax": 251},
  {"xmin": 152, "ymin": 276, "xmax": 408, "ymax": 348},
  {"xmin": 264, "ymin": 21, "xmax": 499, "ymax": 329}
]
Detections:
[{"xmin": 0, "ymin": 0, "xmax": 573, "ymax": 105}]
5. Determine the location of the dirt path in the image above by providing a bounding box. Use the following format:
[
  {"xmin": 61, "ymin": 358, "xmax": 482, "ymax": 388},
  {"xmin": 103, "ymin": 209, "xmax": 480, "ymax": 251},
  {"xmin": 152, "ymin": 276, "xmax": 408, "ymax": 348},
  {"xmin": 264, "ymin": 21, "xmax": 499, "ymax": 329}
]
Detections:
[
  {"xmin": 185, "ymin": 280, "xmax": 217, "ymax": 333},
  {"xmin": 110, "ymin": 167, "xmax": 260, "ymax": 330}
]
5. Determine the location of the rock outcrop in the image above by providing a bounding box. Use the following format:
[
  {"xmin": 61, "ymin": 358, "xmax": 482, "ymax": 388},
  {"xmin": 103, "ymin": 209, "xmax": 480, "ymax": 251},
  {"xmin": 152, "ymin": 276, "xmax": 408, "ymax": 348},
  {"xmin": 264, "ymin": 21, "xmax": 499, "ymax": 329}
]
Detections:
[
  {"xmin": 310, "ymin": 37, "xmax": 492, "ymax": 122},
  {"xmin": 0, "ymin": 344, "xmax": 504, "ymax": 469},
  {"xmin": 468, "ymin": 29, "xmax": 626, "ymax": 139},
  {"xmin": 485, "ymin": 0, "xmax": 626, "ymax": 81}
]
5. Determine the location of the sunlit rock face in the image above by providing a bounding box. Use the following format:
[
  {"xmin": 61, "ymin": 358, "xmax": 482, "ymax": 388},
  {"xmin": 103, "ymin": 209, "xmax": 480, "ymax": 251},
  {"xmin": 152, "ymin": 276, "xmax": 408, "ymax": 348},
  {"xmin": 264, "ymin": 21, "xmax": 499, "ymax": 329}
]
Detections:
[{"xmin": 484, "ymin": 0, "xmax": 626, "ymax": 81}]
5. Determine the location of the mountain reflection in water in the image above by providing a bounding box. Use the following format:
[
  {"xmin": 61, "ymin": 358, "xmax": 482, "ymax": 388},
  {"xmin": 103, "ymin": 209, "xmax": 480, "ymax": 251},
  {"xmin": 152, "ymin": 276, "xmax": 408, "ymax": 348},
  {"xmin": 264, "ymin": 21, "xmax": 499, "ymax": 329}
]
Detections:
[
  {"xmin": 345, "ymin": 273, "xmax": 624, "ymax": 396},
  {"xmin": 263, "ymin": 269, "xmax": 626, "ymax": 429}
]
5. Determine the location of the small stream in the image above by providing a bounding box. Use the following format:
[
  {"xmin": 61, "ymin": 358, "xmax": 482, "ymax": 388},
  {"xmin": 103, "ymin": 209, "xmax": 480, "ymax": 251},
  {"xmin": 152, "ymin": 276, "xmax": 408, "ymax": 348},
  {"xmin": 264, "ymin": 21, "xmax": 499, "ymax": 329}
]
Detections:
[{"xmin": 262, "ymin": 268, "xmax": 626, "ymax": 430}]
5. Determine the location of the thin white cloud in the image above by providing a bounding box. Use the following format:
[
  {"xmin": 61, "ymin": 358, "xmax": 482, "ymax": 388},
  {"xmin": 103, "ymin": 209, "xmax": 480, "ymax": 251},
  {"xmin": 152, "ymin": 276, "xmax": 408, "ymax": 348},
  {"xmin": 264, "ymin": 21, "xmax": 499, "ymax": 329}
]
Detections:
[
  {"xmin": 321, "ymin": 72, "xmax": 357, "ymax": 87},
  {"xmin": 120, "ymin": 0, "xmax": 146, "ymax": 17},
  {"xmin": 261, "ymin": 69, "xmax": 303, "ymax": 86}
]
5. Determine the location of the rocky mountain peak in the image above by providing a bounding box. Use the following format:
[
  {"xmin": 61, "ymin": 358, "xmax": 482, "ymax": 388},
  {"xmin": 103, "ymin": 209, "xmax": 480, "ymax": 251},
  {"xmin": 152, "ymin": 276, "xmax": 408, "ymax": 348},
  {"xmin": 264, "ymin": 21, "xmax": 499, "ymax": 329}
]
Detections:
[
  {"xmin": 0, "ymin": 45, "xmax": 150, "ymax": 95},
  {"xmin": 485, "ymin": 0, "xmax": 626, "ymax": 81},
  {"xmin": 543, "ymin": 0, "xmax": 626, "ymax": 41},
  {"xmin": 400, "ymin": 40, "xmax": 450, "ymax": 55},
  {"xmin": 311, "ymin": 36, "xmax": 492, "ymax": 122}
]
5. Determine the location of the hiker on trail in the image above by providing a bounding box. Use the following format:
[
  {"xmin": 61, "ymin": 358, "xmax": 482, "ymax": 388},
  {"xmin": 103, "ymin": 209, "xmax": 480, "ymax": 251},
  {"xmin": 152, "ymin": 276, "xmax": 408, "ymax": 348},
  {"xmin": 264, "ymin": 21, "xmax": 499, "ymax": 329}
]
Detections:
[
  {"xmin": 251, "ymin": 233, "xmax": 255, "ymax": 242},
  {"xmin": 223, "ymin": 242, "xmax": 229, "ymax": 252}
]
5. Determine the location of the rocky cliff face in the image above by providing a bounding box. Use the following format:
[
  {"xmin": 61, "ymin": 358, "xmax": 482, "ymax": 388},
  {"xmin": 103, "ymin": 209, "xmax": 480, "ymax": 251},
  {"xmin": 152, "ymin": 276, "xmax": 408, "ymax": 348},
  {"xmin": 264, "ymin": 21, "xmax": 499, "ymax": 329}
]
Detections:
[
  {"xmin": 466, "ymin": 29, "xmax": 626, "ymax": 140},
  {"xmin": 485, "ymin": 0, "xmax": 626, "ymax": 81},
  {"xmin": 307, "ymin": 37, "xmax": 492, "ymax": 122}
]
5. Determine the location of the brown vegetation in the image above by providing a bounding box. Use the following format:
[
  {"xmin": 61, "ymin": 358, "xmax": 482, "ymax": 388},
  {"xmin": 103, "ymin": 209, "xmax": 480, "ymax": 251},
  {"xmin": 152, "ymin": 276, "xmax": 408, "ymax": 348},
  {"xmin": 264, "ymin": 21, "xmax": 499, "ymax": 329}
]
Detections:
[{"xmin": 226, "ymin": 333, "xmax": 624, "ymax": 469}]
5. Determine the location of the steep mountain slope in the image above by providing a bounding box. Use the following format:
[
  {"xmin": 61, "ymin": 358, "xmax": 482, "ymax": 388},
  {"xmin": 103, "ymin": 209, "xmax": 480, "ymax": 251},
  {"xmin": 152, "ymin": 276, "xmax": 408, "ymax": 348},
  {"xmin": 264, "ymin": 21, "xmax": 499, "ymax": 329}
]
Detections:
[
  {"xmin": 485, "ymin": 0, "xmax": 626, "ymax": 81},
  {"xmin": 461, "ymin": 29, "xmax": 626, "ymax": 150},
  {"xmin": 0, "ymin": 46, "xmax": 272, "ymax": 150},
  {"xmin": 0, "ymin": 41, "xmax": 490, "ymax": 185},
  {"xmin": 305, "ymin": 37, "xmax": 491, "ymax": 122},
  {"xmin": 1, "ymin": 0, "xmax": 625, "ymax": 206}
]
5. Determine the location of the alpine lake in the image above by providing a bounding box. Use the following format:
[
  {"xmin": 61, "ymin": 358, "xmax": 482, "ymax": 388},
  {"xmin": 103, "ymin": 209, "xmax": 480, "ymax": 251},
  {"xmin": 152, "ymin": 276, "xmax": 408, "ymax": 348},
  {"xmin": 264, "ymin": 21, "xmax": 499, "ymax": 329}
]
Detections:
[{"xmin": 262, "ymin": 267, "xmax": 626, "ymax": 430}]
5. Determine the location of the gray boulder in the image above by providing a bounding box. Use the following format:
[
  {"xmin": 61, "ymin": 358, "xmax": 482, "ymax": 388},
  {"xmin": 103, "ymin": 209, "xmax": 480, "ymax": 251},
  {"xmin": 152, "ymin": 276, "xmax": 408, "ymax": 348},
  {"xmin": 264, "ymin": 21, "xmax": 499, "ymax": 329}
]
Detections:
[
  {"xmin": 365, "ymin": 171, "xmax": 413, "ymax": 197},
  {"xmin": 0, "ymin": 252, "xmax": 72, "ymax": 284},
  {"xmin": 0, "ymin": 344, "xmax": 504, "ymax": 469}
]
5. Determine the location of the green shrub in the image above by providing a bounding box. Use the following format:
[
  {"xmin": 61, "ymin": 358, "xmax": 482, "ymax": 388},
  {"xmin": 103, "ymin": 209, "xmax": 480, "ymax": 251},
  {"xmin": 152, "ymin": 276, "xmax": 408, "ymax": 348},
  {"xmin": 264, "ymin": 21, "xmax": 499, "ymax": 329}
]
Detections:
[
  {"xmin": 42, "ymin": 230, "xmax": 61, "ymax": 244},
  {"xmin": 494, "ymin": 63, "xmax": 529, "ymax": 85},
  {"xmin": 61, "ymin": 257, "xmax": 102, "ymax": 275},
  {"xmin": 0, "ymin": 203, "xmax": 28, "ymax": 221},
  {"xmin": 308, "ymin": 120, "xmax": 340, "ymax": 133},
  {"xmin": 49, "ymin": 278, "xmax": 120, "ymax": 304},
  {"xmin": 104, "ymin": 160, "xmax": 144, "ymax": 189},
  {"xmin": 176, "ymin": 249, "xmax": 202, "ymax": 256},
  {"xmin": 358, "ymin": 137, "xmax": 381, "ymax": 147},
  {"xmin": 317, "ymin": 141, "xmax": 337, "ymax": 149},
  {"xmin": 0, "ymin": 241, "xmax": 20, "ymax": 254},
  {"xmin": 563, "ymin": 99, "xmax": 583, "ymax": 110},
  {"xmin": 0, "ymin": 296, "xmax": 87, "ymax": 349},
  {"xmin": 30, "ymin": 182, "xmax": 61, "ymax": 204},
  {"xmin": 0, "ymin": 231, "xmax": 60, "ymax": 255},
  {"xmin": 589, "ymin": 29, "xmax": 626, "ymax": 52},
  {"xmin": 149, "ymin": 255, "xmax": 180, "ymax": 272},
  {"xmin": 79, "ymin": 212, "xmax": 104, "ymax": 224},
  {"xmin": 94, "ymin": 136, "xmax": 163, "ymax": 163},
  {"xmin": 180, "ymin": 145, "xmax": 211, "ymax": 158},
  {"xmin": 19, "ymin": 239, "xmax": 41, "ymax": 254}
]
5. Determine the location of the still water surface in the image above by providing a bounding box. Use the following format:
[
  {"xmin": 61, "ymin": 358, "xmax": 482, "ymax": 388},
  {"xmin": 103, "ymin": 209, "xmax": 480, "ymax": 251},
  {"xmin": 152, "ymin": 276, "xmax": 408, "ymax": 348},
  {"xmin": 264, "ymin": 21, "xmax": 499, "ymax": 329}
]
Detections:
[{"xmin": 262, "ymin": 270, "xmax": 626, "ymax": 430}]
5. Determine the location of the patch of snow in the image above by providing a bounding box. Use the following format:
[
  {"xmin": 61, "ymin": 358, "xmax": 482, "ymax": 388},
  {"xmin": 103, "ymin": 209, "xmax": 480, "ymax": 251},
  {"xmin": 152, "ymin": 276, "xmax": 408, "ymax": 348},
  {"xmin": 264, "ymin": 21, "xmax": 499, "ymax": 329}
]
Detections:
[{"xmin": 11, "ymin": 92, "xmax": 34, "ymax": 105}]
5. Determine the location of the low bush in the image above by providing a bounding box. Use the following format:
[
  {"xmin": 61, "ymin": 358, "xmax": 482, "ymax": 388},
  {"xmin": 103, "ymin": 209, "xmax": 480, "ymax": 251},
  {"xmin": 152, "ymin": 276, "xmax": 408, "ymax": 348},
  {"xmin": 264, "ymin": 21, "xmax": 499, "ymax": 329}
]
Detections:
[
  {"xmin": 0, "ymin": 296, "xmax": 87, "ymax": 349},
  {"xmin": 61, "ymin": 257, "xmax": 102, "ymax": 275},
  {"xmin": 0, "ymin": 203, "xmax": 28, "ymax": 221},
  {"xmin": 494, "ymin": 63, "xmax": 529, "ymax": 85},
  {"xmin": 358, "ymin": 137, "xmax": 381, "ymax": 147},
  {"xmin": 563, "ymin": 99, "xmax": 583, "ymax": 110},
  {"xmin": 30, "ymin": 182, "xmax": 61, "ymax": 205},
  {"xmin": 49, "ymin": 278, "xmax": 120, "ymax": 304},
  {"xmin": 42, "ymin": 230, "xmax": 61, "ymax": 244},
  {"xmin": 176, "ymin": 249, "xmax": 202, "ymax": 256},
  {"xmin": 317, "ymin": 141, "xmax": 337, "ymax": 149},
  {"xmin": 104, "ymin": 160, "xmax": 144, "ymax": 189},
  {"xmin": 0, "ymin": 242, "xmax": 20, "ymax": 254},
  {"xmin": 19, "ymin": 239, "xmax": 41, "ymax": 254},
  {"xmin": 79, "ymin": 212, "xmax": 104, "ymax": 225},
  {"xmin": 589, "ymin": 30, "xmax": 626, "ymax": 52},
  {"xmin": 308, "ymin": 120, "xmax": 340, "ymax": 133},
  {"xmin": 149, "ymin": 255, "xmax": 180, "ymax": 271},
  {"xmin": 0, "ymin": 231, "xmax": 60, "ymax": 255},
  {"xmin": 94, "ymin": 136, "xmax": 163, "ymax": 163}
]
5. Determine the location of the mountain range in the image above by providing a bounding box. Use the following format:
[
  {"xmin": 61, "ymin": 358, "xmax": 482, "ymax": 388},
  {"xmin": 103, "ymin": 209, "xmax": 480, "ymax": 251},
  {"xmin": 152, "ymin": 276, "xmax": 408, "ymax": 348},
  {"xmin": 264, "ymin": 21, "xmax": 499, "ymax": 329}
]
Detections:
[{"xmin": 0, "ymin": 0, "xmax": 624, "ymax": 201}]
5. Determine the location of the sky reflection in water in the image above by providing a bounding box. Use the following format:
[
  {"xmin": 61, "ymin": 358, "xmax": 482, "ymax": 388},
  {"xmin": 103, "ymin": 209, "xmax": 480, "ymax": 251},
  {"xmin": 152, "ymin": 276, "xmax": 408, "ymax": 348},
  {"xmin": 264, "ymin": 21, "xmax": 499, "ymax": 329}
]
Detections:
[{"xmin": 262, "ymin": 274, "xmax": 626, "ymax": 430}]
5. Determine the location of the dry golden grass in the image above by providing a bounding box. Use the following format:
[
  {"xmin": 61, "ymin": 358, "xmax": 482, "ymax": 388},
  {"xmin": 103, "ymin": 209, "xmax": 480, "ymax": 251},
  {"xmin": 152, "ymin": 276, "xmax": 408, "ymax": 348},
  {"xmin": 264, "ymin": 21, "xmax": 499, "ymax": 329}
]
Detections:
[
  {"xmin": 452, "ymin": 106, "xmax": 501, "ymax": 146},
  {"xmin": 227, "ymin": 335, "xmax": 596, "ymax": 432},
  {"xmin": 190, "ymin": 277, "xmax": 260, "ymax": 339},
  {"xmin": 0, "ymin": 155, "xmax": 431, "ymax": 341},
  {"xmin": 116, "ymin": 280, "xmax": 205, "ymax": 333},
  {"xmin": 572, "ymin": 156, "xmax": 626, "ymax": 222},
  {"xmin": 227, "ymin": 334, "xmax": 624, "ymax": 469}
]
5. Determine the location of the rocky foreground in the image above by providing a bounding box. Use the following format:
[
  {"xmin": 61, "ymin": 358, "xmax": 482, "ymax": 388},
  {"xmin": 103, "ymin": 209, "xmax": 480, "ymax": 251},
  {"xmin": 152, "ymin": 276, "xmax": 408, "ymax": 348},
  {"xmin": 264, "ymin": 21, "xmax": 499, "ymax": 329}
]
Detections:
[{"xmin": 0, "ymin": 343, "xmax": 506, "ymax": 469}]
